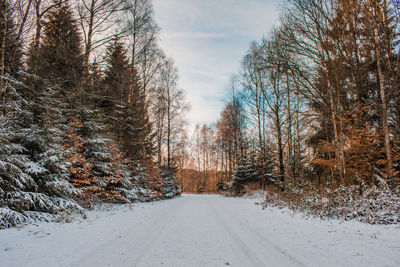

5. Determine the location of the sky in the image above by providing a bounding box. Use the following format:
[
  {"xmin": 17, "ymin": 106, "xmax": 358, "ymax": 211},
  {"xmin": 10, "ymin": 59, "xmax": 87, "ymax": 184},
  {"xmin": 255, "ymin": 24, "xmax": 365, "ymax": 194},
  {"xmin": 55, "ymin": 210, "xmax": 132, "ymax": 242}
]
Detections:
[{"xmin": 152, "ymin": 0, "xmax": 281, "ymax": 128}]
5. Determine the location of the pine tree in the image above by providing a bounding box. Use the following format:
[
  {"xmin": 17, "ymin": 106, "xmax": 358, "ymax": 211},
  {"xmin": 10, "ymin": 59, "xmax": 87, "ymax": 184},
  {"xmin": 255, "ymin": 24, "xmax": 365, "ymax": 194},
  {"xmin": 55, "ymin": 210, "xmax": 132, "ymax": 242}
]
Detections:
[
  {"xmin": 103, "ymin": 41, "xmax": 131, "ymax": 101},
  {"xmin": 36, "ymin": 0, "xmax": 83, "ymax": 89},
  {"xmin": 122, "ymin": 68, "xmax": 154, "ymax": 162},
  {"xmin": 0, "ymin": 1, "xmax": 22, "ymax": 77},
  {"xmin": 102, "ymin": 41, "xmax": 154, "ymax": 162},
  {"xmin": 101, "ymin": 40, "xmax": 131, "ymax": 141},
  {"xmin": 231, "ymin": 153, "xmax": 261, "ymax": 195}
]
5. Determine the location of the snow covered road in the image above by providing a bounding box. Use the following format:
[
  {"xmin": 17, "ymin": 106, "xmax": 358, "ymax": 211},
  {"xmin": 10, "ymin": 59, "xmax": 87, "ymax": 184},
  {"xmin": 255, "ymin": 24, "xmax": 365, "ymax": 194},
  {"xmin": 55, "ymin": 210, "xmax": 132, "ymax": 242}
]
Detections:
[{"xmin": 1, "ymin": 194, "xmax": 399, "ymax": 267}]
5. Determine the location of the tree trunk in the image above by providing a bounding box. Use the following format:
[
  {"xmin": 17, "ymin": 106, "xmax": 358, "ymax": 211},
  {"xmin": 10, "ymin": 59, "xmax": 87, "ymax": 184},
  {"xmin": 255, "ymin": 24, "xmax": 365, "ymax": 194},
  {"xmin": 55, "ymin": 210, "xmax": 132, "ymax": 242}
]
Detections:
[
  {"xmin": 82, "ymin": 0, "xmax": 95, "ymax": 79},
  {"xmin": 0, "ymin": 0, "xmax": 6, "ymax": 98},
  {"xmin": 167, "ymin": 87, "xmax": 171, "ymax": 169},
  {"xmin": 324, "ymin": 64, "xmax": 344, "ymax": 184},
  {"xmin": 286, "ymin": 74, "xmax": 293, "ymax": 181},
  {"xmin": 32, "ymin": 0, "xmax": 42, "ymax": 75},
  {"xmin": 277, "ymin": 123, "xmax": 285, "ymax": 183},
  {"xmin": 374, "ymin": 26, "xmax": 393, "ymax": 174}
]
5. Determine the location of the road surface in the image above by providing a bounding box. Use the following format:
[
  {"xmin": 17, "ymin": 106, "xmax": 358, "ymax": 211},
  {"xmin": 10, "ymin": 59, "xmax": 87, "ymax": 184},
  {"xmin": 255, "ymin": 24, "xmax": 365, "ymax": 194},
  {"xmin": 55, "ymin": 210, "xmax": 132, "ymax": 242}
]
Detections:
[{"xmin": 1, "ymin": 194, "xmax": 399, "ymax": 266}]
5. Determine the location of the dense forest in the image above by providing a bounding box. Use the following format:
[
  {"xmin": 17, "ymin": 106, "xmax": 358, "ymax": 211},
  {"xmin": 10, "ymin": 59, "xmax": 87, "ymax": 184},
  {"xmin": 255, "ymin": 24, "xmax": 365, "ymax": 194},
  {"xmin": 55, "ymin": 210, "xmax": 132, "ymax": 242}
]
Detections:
[
  {"xmin": 0, "ymin": 0, "xmax": 189, "ymax": 228},
  {"xmin": 178, "ymin": 0, "xmax": 400, "ymax": 224}
]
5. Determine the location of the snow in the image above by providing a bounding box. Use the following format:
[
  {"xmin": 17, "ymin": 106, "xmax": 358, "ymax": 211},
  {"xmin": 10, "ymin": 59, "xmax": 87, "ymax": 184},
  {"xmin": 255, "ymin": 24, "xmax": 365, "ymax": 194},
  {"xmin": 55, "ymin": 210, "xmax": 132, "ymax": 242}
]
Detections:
[
  {"xmin": 0, "ymin": 194, "xmax": 399, "ymax": 267},
  {"xmin": 24, "ymin": 162, "xmax": 47, "ymax": 175}
]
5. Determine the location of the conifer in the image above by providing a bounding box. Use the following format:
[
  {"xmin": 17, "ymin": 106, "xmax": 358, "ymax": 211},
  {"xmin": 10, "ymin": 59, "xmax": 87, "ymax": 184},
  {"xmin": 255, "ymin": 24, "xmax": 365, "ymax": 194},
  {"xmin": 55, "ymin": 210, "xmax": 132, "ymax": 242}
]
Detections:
[
  {"xmin": 122, "ymin": 68, "xmax": 154, "ymax": 162},
  {"xmin": 36, "ymin": 0, "xmax": 83, "ymax": 89},
  {"xmin": 0, "ymin": 1, "xmax": 22, "ymax": 76}
]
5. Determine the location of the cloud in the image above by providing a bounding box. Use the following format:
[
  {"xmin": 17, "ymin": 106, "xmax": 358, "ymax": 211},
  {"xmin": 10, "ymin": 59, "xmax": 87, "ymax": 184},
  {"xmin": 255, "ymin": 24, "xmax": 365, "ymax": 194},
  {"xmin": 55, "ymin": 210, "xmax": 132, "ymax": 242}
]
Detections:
[
  {"xmin": 162, "ymin": 32, "xmax": 230, "ymax": 40},
  {"xmin": 152, "ymin": 0, "xmax": 280, "ymax": 130}
]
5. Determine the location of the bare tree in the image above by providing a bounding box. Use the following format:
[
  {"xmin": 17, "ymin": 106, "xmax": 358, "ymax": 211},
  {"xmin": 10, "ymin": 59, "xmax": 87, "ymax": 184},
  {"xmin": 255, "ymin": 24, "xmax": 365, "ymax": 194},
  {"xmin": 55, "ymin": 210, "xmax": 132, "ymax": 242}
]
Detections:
[
  {"xmin": 258, "ymin": 36, "xmax": 287, "ymax": 183},
  {"xmin": 124, "ymin": 0, "xmax": 159, "ymax": 95},
  {"xmin": 156, "ymin": 59, "xmax": 189, "ymax": 169},
  {"xmin": 77, "ymin": 0, "xmax": 128, "ymax": 77}
]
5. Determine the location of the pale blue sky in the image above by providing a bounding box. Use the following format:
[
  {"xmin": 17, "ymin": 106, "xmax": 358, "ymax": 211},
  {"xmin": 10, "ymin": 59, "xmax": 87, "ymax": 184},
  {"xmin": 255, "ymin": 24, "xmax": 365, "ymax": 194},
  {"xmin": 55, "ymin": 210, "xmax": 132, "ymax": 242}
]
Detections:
[{"xmin": 152, "ymin": 0, "xmax": 280, "ymax": 127}]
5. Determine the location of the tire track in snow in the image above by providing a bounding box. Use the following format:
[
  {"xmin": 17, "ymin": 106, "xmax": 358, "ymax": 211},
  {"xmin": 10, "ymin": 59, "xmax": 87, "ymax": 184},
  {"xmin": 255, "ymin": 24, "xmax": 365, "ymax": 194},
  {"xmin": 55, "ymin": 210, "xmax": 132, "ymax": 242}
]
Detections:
[
  {"xmin": 208, "ymin": 197, "xmax": 305, "ymax": 267},
  {"xmin": 235, "ymin": 219, "xmax": 306, "ymax": 267},
  {"xmin": 131, "ymin": 197, "xmax": 193, "ymax": 267},
  {"xmin": 71, "ymin": 197, "xmax": 189, "ymax": 267},
  {"xmin": 208, "ymin": 204, "xmax": 266, "ymax": 267}
]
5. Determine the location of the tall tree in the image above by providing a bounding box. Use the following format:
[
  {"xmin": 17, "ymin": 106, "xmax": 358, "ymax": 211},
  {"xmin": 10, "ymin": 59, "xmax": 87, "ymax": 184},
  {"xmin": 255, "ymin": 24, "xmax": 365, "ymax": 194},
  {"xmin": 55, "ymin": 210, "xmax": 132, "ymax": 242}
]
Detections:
[
  {"xmin": 77, "ymin": 0, "xmax": 128, "ymax": 78},
  {"xmin": 0, "ymin": 0, "xmax": 8, "ymax": 97},
  {"xmin": 124, "ymin": 0, "xmax": 159, "ymax": 94},
  {"xmin": 156, "ymin": 59, "xmax": 189, "ymax": 170},
  {"xmin": 217, "ymin": 98, "xmax": 247, "ymax": 177},
  {"xmin": 122, "ymin": 67, "xmax": 154, "ymax": 162},
  {"xmin": 0, "ymin": 1, "xmax": 23, "ymax": 78},
  {"xmin": 102, "ymin": 40, "xmax": 131, "ymax": 103},
  {"xmin": 36, "ymin": 0, "xmax": 83, "ymax": 89}
]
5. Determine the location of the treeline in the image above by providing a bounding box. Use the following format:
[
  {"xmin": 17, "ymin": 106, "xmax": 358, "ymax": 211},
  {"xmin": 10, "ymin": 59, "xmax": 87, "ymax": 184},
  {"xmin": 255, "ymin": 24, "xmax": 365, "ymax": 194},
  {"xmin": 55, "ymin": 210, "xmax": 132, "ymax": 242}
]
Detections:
[
  {"xmin": 0, "ymin": 0, "xmax": 187, "ymax": 227},
  {"xmin": 178, "ymin": 97, "xmax": 253, "ymax": 193},
  {"xmin": 183, "ymin": 0, "xmax": 400, "ymax": 222}
]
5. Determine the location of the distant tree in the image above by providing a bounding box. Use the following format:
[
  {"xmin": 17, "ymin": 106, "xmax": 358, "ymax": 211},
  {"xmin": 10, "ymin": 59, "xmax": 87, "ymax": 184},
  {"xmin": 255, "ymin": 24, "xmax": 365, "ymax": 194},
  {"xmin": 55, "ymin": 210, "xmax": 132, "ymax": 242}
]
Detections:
[
  {"xmin": 124, "ymin": 0, "xmax": 159, "ymax": 87},
  {"xmin": 231, "ymin": 154, "xmax": 260, "ymax": 195},
  {"xmin": 217, "ymin": 98, "xmax": 247, "ymax": 176},
  {"xmin": 155, "ymin": 59, "xmax": 189, "ymax": 170}
]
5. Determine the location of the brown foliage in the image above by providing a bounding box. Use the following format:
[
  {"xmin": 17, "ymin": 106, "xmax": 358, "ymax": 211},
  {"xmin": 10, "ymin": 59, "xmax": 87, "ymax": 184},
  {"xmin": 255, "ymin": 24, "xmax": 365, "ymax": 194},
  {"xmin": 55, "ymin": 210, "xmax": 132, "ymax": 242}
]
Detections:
[
  {"xmin": 66, "ymin": 118, "xmax": 100, "ymax": 206},
  {"xmin": 66, "ymin": 118, "xmax": 128, "ymax": 207},
  {"xmin": 313, "ymin": 106, "xmax": 388, "ymax": 185}
]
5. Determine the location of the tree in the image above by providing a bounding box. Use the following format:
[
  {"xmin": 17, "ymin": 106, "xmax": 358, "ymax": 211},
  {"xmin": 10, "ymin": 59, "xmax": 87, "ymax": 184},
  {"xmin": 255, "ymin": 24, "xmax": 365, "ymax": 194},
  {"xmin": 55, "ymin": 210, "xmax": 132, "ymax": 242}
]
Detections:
[
  {"xmin": 280, "ymin": 0, "xmax": 347, "ymax": 183},
  {"xmin": 122, "ymin": 68, "xmax": 154, "ymax": 162},
  {"xmin": 102, "ymin": 40, "xmax": 131, "ymax": 104},
  {"xmin": 0, "ymin": 1, "xmax": 23, "ymax": 77},
  {"xmin": 36, "ymin": 0, "xmax": 83, "ymax": 89},
  {"xmin": 0, "ymin": 0, "xmax": 7, "ymax": 97},
  {"xmin": 124, "ymin": 0, "xmax": 159, "ymax": 94},
  {"xmin": 155, "ymin": 59, "xmax": 189, "ymax": 170},
  {"xmin": 231, "ymin": 153, "xmax": 261, "ymax": 195},
  {"xmin": 242, "ymin": 42, "xmax": 270, "ymax": 187},
  {"xmin": 0, "ymin": 0, "xmax": 23, "ymax": 97},
  {"xmin": 368, "ymin": 0, "xmax": 397, "ymax": 175},
  {"xmin": 29, "ymin": 0, "xmax": 67, "ymax": 76},
  {"xmin": 77, "ymin": 0, "xmax": 128, "ymax": 78},
  {"xmin": 217, "ymin": 98, "xmax": 247, "ymax": 177}
]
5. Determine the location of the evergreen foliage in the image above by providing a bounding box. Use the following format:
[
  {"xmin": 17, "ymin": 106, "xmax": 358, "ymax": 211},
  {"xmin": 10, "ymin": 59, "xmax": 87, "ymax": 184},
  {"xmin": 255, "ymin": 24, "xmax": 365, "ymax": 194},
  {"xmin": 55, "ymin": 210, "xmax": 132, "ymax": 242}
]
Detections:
[
  {"xmin": 0, "ymin": 0, "xmax": 22, "ymax": 76},
  {"xmin": 37, "ymin": 1, "xmax": 83, "ymax": 89},
  {"xmin": 231, "ymin": 152, "xmax": 274, "ymax": 194},
  {"xmin": 102, "ymin": 41, "xmax": 154, "ymax": 162},
  {"xmin": 122, "ymin": 69, "xmax": 154, "ymax": 162}
]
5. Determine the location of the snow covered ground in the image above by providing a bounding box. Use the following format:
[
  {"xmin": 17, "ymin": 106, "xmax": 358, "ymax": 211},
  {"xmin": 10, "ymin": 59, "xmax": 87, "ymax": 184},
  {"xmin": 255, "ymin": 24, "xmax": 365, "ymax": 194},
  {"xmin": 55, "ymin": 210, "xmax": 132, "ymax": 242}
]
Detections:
[{"xmin": 0, "ymin": 194, "xmax": 399, "ymax": 267}]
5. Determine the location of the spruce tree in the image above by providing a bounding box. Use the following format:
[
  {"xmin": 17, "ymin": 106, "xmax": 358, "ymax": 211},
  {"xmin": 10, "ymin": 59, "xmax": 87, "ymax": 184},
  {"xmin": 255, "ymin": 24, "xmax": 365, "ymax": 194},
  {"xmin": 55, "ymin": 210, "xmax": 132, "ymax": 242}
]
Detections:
[
  {"xmin": 102, "ymin": 41, "xmax": 154, "ymax": 162},
  {"xmin": 0, "ymin": 0, "xmax": 22, "ymax": 77},
  {"xmin": 103, "ymin": 41, "xmax": 131, "ymax": 102},
  {"xmin": 101, "ymin": 40, "xmax": 131, "ymax": 143},
  {"xmin": 36, "ymin": 0, "xmax": 83, "ymax": 89},
  {"xmin": 231, "ymin": 154, "xmax": 260, "ymax": 195},
  {"xmin": 122, "ymin": 68, "xmax": 154, "ymax": 162}
]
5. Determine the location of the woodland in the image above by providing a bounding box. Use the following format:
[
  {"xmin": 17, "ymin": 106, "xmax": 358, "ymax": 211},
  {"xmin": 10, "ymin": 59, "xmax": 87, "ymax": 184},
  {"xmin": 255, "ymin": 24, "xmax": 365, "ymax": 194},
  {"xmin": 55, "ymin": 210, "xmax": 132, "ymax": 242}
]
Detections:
[
  {"xmin": 0, "ymin": 0, "xmax": 187, "ymax": 228},
  {"xmin": 0, "ymin": 0, "xmax": 400, "ymax": 228},
  {"xmin": 178, "ymin": 0, "xmax": 400, "ymax": 224}
]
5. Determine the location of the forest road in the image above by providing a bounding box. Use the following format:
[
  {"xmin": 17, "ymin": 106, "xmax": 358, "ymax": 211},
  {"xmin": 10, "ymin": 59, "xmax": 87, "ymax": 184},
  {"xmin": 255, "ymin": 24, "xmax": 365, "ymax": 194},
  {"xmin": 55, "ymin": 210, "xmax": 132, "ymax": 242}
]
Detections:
[
  {"xmin": 75, "ymin": 194, "xmax": 305, "ymax": 267},
  {"xmin": 2, "ymin": 194, "xmax": 398, "ymax": 267}
]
